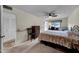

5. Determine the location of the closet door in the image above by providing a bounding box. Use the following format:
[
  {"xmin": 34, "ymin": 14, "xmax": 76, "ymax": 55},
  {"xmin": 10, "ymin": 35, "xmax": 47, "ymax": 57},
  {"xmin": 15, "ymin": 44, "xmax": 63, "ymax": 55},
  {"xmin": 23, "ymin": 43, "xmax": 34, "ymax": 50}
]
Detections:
[{"xmin": 2, "ymin": 12, "xmax": 16, "ymax": 42}]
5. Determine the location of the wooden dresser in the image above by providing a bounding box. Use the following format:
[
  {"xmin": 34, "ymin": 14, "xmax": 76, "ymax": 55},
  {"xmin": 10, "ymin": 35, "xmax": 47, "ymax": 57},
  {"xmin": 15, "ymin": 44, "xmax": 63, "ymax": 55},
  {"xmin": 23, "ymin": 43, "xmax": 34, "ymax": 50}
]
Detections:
[{"xmin": 27, "ymin": 26, "xmax": 40, "ymax": 40}]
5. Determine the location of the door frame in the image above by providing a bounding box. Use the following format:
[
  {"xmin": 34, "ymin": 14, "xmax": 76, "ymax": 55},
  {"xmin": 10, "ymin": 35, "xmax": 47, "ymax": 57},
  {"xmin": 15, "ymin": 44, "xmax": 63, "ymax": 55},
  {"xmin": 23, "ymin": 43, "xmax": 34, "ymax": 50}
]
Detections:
[{"xmin": 0, "ymin": 5, "xmax": 1, "ymax": 53}]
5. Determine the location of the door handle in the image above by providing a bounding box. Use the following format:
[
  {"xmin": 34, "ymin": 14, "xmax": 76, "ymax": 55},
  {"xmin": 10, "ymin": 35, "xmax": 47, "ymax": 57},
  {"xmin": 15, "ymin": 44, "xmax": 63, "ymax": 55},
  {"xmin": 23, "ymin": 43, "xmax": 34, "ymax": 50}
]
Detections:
[{"xmin": 0, "ymin": 35, "xmax": 5, "ymax": 38}]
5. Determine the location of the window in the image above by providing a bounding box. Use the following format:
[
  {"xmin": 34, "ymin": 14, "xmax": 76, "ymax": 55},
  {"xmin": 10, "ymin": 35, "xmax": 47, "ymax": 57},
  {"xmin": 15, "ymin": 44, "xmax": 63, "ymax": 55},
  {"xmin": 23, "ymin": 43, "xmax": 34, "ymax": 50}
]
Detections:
[
  {"xmin": 51, "ymin": 20, "xmax": 62, "ymax": 28},
  {"xmin": 44, "ymin": 20, "xmax": 62, "ymax": 31}
]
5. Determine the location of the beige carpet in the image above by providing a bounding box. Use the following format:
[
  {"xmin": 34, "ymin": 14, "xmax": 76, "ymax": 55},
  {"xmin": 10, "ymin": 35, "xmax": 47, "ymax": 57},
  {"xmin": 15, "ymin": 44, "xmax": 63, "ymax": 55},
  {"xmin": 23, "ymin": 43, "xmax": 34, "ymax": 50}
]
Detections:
[
  {"xmin": 3, "ymin": 40, "xmax": 15, "ymax": 49},
  {"xmin": 27, "ymin": 43, "xmax": 63, "ymax": 53},
  {"xmin": 3, "ymin": 39, "xmax": 40, "ymax": 53},
  {"xmin": 3, "ymin": 39, "xmax": 63, "ymax": 53}
]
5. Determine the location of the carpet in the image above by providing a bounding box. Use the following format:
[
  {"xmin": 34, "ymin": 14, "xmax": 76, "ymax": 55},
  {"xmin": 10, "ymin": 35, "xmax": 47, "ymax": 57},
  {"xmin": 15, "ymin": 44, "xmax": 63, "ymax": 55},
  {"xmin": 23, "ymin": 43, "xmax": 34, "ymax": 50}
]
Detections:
[{"xmin": 3, "ymin": 39, "xmax": 63, "ymax": 53}]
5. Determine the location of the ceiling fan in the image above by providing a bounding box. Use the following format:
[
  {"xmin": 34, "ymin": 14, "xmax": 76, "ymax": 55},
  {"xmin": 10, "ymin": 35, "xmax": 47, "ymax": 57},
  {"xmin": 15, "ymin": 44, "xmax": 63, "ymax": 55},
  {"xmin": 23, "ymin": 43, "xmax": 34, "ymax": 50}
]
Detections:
[
  {"xmin": 43, "ymin": 10, "xmax": 58, "ymax": 17},
  {"xmin": 48, "ymin": 12, "xmax": 58, "ymax": 17}
]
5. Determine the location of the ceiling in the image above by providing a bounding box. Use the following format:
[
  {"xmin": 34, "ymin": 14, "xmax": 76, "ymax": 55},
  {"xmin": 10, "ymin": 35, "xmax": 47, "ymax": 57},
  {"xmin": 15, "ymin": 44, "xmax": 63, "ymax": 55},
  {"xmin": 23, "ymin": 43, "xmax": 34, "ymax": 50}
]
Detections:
[{"xmin": 12, "ymin": 5, "xmax": 79, "ymax": 18}]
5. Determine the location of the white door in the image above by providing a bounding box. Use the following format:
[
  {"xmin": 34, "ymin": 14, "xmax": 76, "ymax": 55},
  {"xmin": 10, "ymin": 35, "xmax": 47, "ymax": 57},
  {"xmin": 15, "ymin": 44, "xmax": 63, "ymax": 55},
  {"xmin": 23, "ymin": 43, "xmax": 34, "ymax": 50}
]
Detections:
[{"xmin": 1, "ymin": 12, "xmax": 16, "ymax": 42}]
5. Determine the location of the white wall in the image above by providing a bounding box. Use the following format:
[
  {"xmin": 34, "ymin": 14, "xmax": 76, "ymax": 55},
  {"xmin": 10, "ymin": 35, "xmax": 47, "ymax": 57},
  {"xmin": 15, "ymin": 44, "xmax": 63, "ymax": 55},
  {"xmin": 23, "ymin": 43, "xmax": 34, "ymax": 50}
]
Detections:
[
  {"xmin": 61, "ymin": 17, "xmax": 68, "ymax": 28},
  {"xmin": 15, "ymin": 9, "xmax": 43, "ymax": 44},
  {"xmin": 3, "ymin": 7, "xmax": 43, "ymax": 44},
  {"xmin": 68, "ymin": 7, "xmax": 79, "ymax": 30}
]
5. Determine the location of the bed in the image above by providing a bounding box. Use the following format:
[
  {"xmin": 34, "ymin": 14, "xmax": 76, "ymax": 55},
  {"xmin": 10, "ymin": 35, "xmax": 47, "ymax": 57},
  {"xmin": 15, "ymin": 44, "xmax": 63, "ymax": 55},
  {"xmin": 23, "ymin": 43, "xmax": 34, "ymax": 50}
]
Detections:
[{"xmin": 38, "ymin": 30, "xmax": 79, "ymax": 49}]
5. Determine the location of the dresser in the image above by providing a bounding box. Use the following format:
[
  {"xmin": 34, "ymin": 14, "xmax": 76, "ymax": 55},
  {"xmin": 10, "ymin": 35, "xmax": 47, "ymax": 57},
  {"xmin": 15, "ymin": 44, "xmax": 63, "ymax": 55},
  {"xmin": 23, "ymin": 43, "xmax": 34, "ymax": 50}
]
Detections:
[{"xmin": 27, "ymin": 26, "xmax": 40, "ymax": 40}]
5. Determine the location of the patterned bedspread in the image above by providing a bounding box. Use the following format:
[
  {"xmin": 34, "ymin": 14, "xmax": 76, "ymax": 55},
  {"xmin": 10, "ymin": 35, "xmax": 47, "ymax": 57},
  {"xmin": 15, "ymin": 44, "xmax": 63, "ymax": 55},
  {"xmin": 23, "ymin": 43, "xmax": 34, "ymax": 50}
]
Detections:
[{"xmin": 38, "ymin": 30, "xmax": 79, "ymax": 49}]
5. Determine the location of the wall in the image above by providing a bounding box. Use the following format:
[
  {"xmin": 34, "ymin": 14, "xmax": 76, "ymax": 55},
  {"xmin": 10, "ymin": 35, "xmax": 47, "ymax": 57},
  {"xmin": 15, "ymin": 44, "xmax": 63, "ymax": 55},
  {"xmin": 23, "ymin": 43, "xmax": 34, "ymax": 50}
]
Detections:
[
  {"xmin": 61, "ymin": 17, "xmax": 68, "ymax": 28},
  {"xmin": 68, "ymin": 7, "xmax": 79, "ymax": 30},
  {"xmin": 3, "ymin": 7, "xmax": 43, "ymax": 44}
]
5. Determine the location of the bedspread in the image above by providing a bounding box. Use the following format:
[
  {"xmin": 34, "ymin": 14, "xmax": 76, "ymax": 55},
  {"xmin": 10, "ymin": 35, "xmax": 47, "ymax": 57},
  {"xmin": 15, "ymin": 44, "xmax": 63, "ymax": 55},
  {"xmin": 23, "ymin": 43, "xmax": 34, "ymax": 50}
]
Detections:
[{"xmin": 38, "ymin": 30, "xmax": 79, "ymax": 49}]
